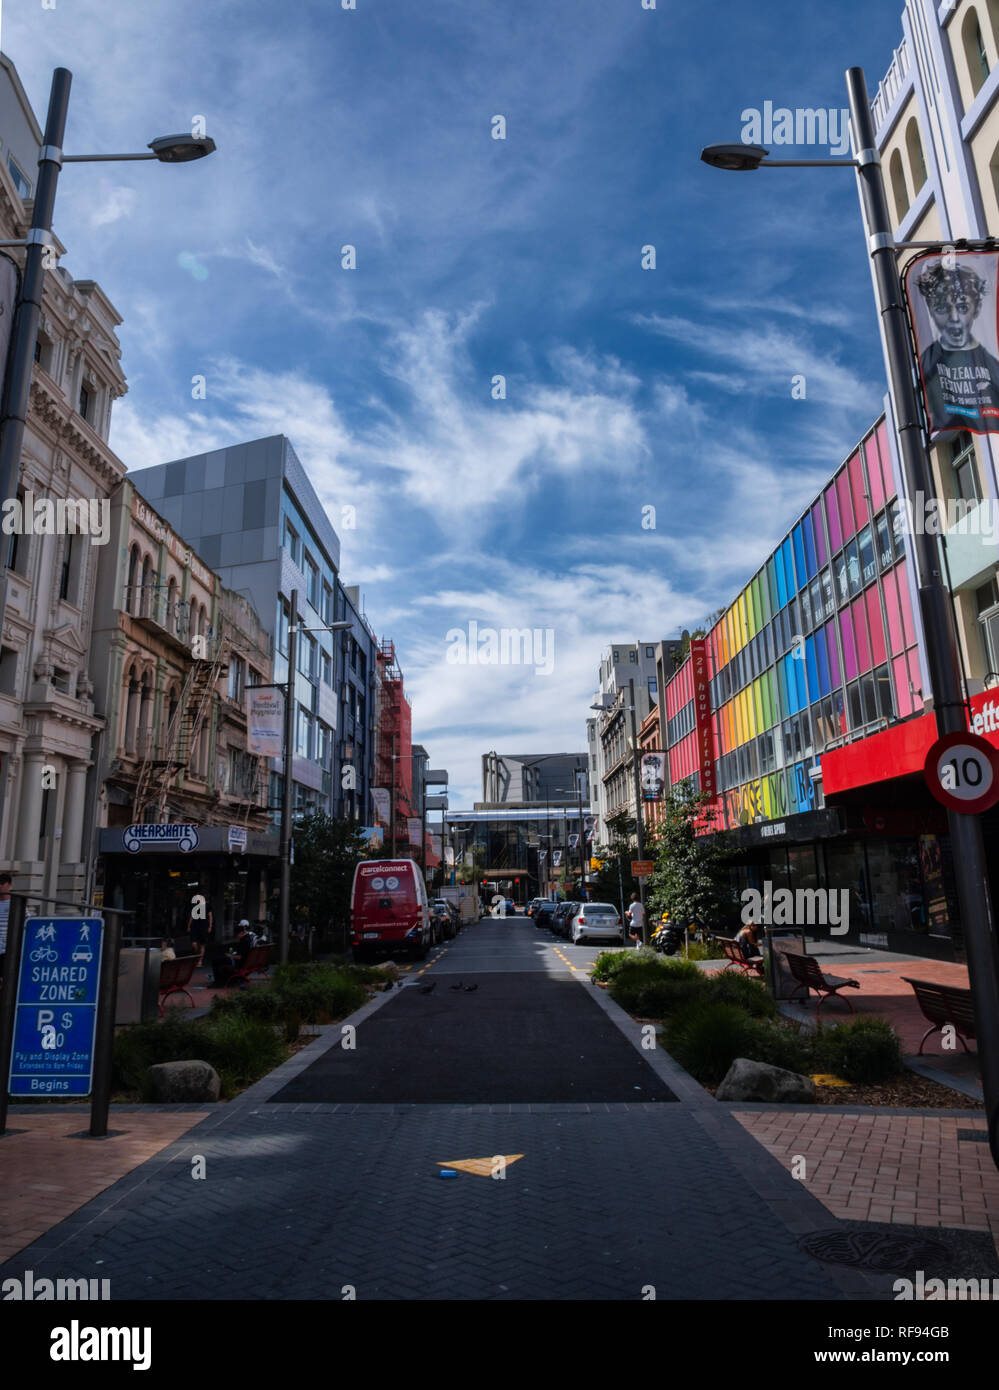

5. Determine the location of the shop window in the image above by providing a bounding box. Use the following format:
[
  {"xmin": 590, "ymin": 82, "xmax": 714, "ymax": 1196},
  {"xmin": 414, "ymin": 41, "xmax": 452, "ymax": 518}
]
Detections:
[
  {"xmin": 847, "ymin": 680, "xmax": 864, "ymax": 730},
  {"xmin": 876, "ymin": 512, "xmax": 893, "ymax": 572},
  {"xmin": 874, "ymin": 663, "xmax": 894, "ymax": 721},
  {"xmin": 858, "ymin": 526, "xmax": 876, "ymax": 587},
  {"xmin": 834, "ymin": 550, "xmax": 850, "ymax": 607},
  {"xmin": 845, "ymin": 538, "xmax": 862, "ymax": 598}
]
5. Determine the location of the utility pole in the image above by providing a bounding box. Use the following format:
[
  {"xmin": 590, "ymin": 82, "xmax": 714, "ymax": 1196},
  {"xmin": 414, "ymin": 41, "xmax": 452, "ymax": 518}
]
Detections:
[
  {"xmin": 627, "ymin": 677, "xmax": 647, "ymax": 942},
  {"xmin": 279, "ymin": 588, "xmax": 298, "ymax": 965},
  {"xmin": 575, "ymin": 765, "xmax": 587, "ymax": 897}
]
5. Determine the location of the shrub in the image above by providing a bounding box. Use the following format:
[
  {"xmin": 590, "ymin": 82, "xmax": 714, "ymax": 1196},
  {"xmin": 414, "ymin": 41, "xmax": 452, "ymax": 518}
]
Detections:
[
  {"xmin": 592, "ymin": 948, "xmax": 658, "ymax": 981},
  {"xmin": 608, "ymin": 957, "xmax": 703, "ymax": 1013},
  {"xmin": 112, "ymin": 1012, "xmax": 285, "ymax": 1099},
  {"xmin": 627, "ymin": 974, "xmax": 707, "ymax": 1018},
  {"xmin": 215, "ymin": 963, "xmax": 367, "ymax": 1025},
  {"xmin": 683, "ymin": 939, "xmax": 727, "ymax": 961},
  {"xmin": 706, "ymin": 970, "xmax": 778, "ymax": 1019},
  {"xmin": 663, "ymin": 1001, "xmax": 760, "ymax": 1085},
  {"xmin": 816, "ymin": 1016, "xmax": 902, "ymax": 1084},
  {"xmin": 742, "ymin": 1018, "xmax": 816, "ymax": 1075}
]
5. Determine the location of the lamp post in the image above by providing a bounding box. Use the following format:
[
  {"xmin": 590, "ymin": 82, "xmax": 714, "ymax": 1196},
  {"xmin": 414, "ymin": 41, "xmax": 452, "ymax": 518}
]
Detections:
[
  {"xmin": 0, "ymin": 68, "xmax": 215, "ymax": 645},
  {"xmin": 701, "ymin": 65, "xmax": 999, "ymax": 1170},
  {"xmin": 260, "ymin": 591, "xmax": 351, "ymax": 964}
]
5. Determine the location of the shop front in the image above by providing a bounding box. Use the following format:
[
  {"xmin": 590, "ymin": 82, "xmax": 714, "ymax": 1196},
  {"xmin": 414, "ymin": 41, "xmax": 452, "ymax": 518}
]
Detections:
[{"xmin": 96, "ymin": 824, "xmax": 280, "ymax": 943}]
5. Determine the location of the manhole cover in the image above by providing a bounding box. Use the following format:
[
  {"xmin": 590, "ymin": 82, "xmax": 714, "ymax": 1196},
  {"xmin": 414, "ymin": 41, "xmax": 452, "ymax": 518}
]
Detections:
[{"xmin": 799, "ymin": 1230, "xmax": 951, "ymax": 1270}]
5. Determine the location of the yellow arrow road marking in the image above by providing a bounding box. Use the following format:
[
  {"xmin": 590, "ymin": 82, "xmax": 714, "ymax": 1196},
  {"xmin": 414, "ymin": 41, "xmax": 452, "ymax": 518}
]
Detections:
[{"xmin": 438, "ymin": 1155, "xmax": 525, "ymax": 1177}]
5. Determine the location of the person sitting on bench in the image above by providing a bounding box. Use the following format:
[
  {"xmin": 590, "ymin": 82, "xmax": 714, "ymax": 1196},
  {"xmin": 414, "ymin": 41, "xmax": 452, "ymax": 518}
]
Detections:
[
  {"xmin": 734, "ymin": 919, "xmax": 763, "ymax": 969},
  {"xmin": 208, "ymin": 923, "xmax": 255, "ymax": 988}
]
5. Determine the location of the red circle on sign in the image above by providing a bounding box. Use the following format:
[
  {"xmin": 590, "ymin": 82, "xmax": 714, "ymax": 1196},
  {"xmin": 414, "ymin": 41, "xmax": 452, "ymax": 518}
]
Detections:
[{"xmin": 924, "ymin": 731, "xmax": 999, "ymax": 814}]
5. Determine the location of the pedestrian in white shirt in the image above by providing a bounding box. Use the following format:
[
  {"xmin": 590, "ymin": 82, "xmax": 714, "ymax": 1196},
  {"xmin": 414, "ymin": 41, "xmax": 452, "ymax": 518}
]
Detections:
[{"xmin": 626, "ymin": 893, "xmax": 645, "ymax": 948}]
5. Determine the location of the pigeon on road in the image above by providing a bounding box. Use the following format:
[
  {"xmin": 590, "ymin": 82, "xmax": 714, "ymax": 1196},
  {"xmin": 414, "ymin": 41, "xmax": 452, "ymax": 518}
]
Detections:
[
  {"xmin": 464, "ymin": 983, "xmax": 478, "ymax": 992},
  {"xmin": 449, "ymin": 981, "xmax": 463, "ymax": 990},
  {"xmin": 419, "ymin": 981, "xmax": 436, "ymax": 994}
]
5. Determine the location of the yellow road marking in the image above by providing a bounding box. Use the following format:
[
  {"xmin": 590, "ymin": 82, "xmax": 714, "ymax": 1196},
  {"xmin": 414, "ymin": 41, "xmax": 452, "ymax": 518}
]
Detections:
[{"xmin": 438, "ymin": 1155, "xmax": 525, "ymax": 1177}]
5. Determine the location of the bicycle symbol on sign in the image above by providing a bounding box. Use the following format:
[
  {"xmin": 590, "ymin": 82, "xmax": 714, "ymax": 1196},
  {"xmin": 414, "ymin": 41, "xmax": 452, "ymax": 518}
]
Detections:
[{"xmin": 30, "ymin": 946, "xmax": 59, "ymax": 963}]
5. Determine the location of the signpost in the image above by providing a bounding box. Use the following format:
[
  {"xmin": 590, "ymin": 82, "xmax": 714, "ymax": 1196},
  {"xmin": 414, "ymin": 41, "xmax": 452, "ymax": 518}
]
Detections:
[
  {"xmin": 9, "ymin": 917, "xmax": 103, "ymax": 1097},
  {"xmin": 924, "ymin": 732, "xmax": 999, "ymax": 815},
  {"xmin": 632, "ymin": 860, "xmax": 654, "ymax": 878}
]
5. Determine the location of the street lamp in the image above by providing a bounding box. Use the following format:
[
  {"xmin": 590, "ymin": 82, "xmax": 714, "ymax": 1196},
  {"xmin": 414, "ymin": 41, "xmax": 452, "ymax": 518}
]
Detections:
[
  {"xmin": 0, "ymin": 68, "xmax": 216, "ymax": 645},
  {"xmin": 702, "ymin": 65, "xmax": 999, "ymax": 1170},
  {"xmin": 254, "ymin": 589, "xmax": 351, "ymax": 963}
]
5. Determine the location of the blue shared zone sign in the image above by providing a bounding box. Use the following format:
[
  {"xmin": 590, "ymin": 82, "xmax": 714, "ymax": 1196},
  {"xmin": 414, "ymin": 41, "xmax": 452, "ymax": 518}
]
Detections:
[{"xmin": 9, "ymin": 917, "xmax": 104, "ymax": 1097}]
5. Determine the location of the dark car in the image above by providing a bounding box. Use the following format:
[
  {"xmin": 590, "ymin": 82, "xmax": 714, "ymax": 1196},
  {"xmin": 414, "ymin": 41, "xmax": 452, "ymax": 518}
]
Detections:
[
  {"xmin": 526, "ymin": 898, "xmax": 542, "ymax": 919},
  {"xmin": 534, "ymin": 900, "xmax": 557, "ymax": 929},
  {"xmin": 552, "ymin": 901, "xmax": 578, "ymax": 938}
]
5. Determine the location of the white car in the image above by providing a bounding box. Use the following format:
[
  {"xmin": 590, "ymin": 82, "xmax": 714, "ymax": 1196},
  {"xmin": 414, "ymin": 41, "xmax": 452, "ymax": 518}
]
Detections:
[{"xmin": 570, "ymin": 903, "xmax": 624, "ymax": 945}]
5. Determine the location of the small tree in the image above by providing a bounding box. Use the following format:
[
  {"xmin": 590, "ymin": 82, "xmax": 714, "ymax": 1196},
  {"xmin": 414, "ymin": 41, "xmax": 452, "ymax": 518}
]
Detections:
[
  {"xmin": 645, "ymin": 781, "xmax": 734, "ymax": 928},
  {"xmin": 290, "ymin": 812, "xmax": 368, "ymax": 953}
]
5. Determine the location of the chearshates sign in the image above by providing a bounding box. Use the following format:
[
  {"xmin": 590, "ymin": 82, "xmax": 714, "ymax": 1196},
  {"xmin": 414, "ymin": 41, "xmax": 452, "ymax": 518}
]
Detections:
[{"xmin": 123, "ymin": 824, "xmax": 200, "ymax": 853}]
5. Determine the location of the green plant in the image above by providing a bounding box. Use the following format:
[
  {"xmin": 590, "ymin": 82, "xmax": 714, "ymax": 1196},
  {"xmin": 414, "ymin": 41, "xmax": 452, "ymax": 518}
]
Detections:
[
  {"xmin": 606, "ymin": 957, "xmax": 703, "ymax": 1012},
  {"xmin": 742, "ymin": 1018, "xmax": 816, "ymax": 1075},
  {"xmin": 627, "ymin": 974, "xmax": 708, "ymax": 1018},
  {"xmin": 815, "ymin": 1016, "xmax": 903, "ymax": 1084},
  {"xmin": 663, "ymin": 1000, "xmax": 760, "ymax": 1085},
  {"xmin": 706, "ymin": 970, "xmax": 778, "ymax": 1019},
  {"xmin": 112, "ymin": 1011, "xmax": 286, "ymax": 1100},
  {"xmin": 683, "ymin": 938, "xmax": 727, "ymax": 961},
  {"xmin": 591, "ymin": 948, "xmax": 657, "ymax": 981}
]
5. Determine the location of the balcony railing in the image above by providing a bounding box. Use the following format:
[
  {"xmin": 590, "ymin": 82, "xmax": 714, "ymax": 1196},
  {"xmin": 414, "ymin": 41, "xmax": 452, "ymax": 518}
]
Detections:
[{"xmin": 872, "ymin": 36, "xmax": 911, "ymax": 132}]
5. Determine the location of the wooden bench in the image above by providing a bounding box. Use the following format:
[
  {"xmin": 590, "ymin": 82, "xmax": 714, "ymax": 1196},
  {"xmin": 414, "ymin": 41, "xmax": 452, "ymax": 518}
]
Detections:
[
  {"xmin": 785, "ymin": 950, "xmax": 860, "ymax": 1015},
  {"xmin": 902, "ymin": 977, "xmax": 977, "ymax": 1054},
  {"xmin": 714, "ymin": 936, "xmax": 764, "ymax": 977},
  {"xmin": 223, "ymin": 943, "xmax": 273, "ymax": 989},
  {"xmin": 158, "ymin": 955, "xmax": 198, "ymax": 1016}
]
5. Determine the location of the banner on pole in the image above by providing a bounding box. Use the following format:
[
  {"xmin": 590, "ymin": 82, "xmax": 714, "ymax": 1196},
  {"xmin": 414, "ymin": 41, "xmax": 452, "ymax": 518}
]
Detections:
[
  {"xmin": 247, "ymin": 687, "xmax": 284, "ymax": 758},
  {"xmin": 641, "ymin": 752, "xmax": 665, "ymax": 802},
  {"xmin": 903, "ymin": 249, "xmax": 999, "ymax": 436}
]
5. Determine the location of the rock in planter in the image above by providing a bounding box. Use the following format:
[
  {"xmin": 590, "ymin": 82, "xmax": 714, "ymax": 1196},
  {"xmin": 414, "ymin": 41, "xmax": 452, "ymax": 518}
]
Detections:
[
  {"xmin": 716, "ymin": 1057, "xmax": 816, "ymax": 1104},
  {"xmin": 147, "ymin": 1060, "xmax": 221, "ymax": 1103}
]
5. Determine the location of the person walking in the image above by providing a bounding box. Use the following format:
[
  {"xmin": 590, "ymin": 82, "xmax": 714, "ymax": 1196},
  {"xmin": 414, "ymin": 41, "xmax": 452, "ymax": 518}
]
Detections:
[{"xmin": 626, "ymin": 892, "xmax": 646, "ymax": 948}]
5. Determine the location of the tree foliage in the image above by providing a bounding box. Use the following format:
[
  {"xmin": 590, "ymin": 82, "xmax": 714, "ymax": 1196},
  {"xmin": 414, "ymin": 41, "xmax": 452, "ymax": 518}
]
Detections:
[
  {"xmin": 645, "ymin": 782, "xmax": 734, "ymax": 927},
  {"xmin": 588, "ymin": 810, "xmax": 639, "ymax": 908},
  {"xmin": 290, "ymin": 812, "xmax": 368, "ymax": 951}
]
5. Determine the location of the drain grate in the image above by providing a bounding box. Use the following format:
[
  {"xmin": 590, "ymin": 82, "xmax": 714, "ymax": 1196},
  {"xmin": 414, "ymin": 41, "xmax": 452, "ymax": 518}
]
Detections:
[
  {"xmin": 957, "ymin": 1129, "xmax": 988, "ymax": 1143},
  {"xmin": 799, "ymin": 1229, "xmax": 950, "ymax": 1270}
]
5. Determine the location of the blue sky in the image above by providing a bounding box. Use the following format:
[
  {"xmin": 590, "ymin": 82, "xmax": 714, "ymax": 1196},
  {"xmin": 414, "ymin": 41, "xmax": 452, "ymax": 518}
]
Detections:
[{"xmin": 5, "ymin": 0, "xmax": 908, "ymax": 806}]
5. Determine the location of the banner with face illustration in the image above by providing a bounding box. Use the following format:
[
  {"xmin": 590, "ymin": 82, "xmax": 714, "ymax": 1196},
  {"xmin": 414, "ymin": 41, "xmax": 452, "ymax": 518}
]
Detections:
[{"xmin": 904, "ymin": 249, "xmax": 999, "ymax": 436}]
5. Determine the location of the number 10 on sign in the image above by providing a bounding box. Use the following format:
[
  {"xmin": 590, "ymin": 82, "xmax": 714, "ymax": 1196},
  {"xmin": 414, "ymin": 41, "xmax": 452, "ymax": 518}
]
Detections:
[{"xmin": 924, "ymin": 732, "xmax": 999, "ymax": 815}]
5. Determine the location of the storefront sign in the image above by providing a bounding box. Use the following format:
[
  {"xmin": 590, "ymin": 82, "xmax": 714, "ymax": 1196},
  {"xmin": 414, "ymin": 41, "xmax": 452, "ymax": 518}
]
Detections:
[
  {"xmin": 123, "ymin": 823, "xmax": 199, "ymax": 853},
  {"xmin": 227, "ymin": 826, "xmax": 248, "ymax": 853},
  {"xmin": 9, "ymin": 918, "xmax": 104, "ymax": 1096},
  {"xmin": 690, "ymin": 639, "xmax": 716, "ymax": 798},
  {"xmin": 903, "ymin": 249, "xmax": 999, "ymax": 436},
  {"xmin": 247, "ymin": 687, "xmax": 284, "ymax": 758}
]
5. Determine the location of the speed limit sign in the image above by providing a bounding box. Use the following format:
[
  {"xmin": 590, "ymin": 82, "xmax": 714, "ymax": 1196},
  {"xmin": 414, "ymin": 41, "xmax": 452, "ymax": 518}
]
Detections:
[{"xmin": 924, "ymin": 731, "xmax": 999, "ymax": 814}]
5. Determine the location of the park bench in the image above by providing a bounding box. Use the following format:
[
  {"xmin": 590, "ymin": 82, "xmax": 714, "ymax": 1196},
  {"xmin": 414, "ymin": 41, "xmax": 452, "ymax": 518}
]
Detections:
[
  {"xmin": 158, "ymin": 955, "xmax": 198, "ymax": 1016},
  {"xmin": 902, "ymin": 977, "xmax": 977, "ymax": 1054},
  {"xmin": 714, "ymin": 936, "xmax": 764, "ymax": 978},
  {"xmin": 223, "ymin": 943, "xmax": 274, "ymax": 989},
  {"xmin": 785, "ymin": 950, "xmax": 860, "ymax": 1015}
]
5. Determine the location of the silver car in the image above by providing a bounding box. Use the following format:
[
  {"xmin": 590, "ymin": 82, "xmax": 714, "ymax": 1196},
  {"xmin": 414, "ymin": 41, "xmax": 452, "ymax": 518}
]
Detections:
[{"xmin": 569, "ymin": 903, "xmax": 624, "ymax": 945}]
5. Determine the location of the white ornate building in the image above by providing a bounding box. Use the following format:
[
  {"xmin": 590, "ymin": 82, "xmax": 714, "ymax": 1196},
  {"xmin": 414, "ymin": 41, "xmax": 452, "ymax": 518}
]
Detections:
[{"xmin": 0, "ymin": 54, "xmax": 127, "ymax": 906}]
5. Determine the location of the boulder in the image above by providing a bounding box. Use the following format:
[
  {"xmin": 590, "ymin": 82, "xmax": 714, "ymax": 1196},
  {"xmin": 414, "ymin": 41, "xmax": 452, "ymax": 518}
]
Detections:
[
  {"xmin": 147, "ymin": 1060, "xmax": 221, "ymax": 1103},
  {"xmin": 715, "ymin": 1057, "xmax": 816, "ymax": 1104}
]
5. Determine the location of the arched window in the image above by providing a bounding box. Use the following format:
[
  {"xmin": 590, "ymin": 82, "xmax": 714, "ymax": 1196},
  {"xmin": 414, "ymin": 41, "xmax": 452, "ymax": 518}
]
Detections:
[
  {"xmin": 140, "ymin": 554, "xmax": 153, "ymax": 619},
  {"xmin": 167, "ymin": 683, "xmax": 179, "ymax": 732},
  {"xmin": 127, "ymin": 544, "xmax": 140, "ymax": 615},
  {"xmin": 964, "ymin": 8, "xmax": 991, "ymax": 97},
  {"xmin": 139, "ymin": 670, "xmax": 153, "ymax": 755},
  {"xmin": 905, "ymin": 117, "xmax": 927, "ymax": 194},
  {"xmin": 988, "ymin": 0, "xmax": 999, "ymax": 55},
  {"xmin": 889, "ymin": 148, "xmax": 909, "ymax": 222}
]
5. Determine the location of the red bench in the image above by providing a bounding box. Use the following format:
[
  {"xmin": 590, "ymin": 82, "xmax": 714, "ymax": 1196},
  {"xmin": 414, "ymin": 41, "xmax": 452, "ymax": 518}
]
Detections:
[
  {"xmin": 158, "ymin": 955, "xmax": 198, "ymax": 1016},
  {"xmin": 785, "ymin": 950, "xmax": 860, "ymax": 1016},
  {"xmin": 714, "ymin": 936, "xmax": 764, "ymax": 978},
  {"xmin": 902, "ymin": 977, "xmax": 977, "ymax": 1054}
]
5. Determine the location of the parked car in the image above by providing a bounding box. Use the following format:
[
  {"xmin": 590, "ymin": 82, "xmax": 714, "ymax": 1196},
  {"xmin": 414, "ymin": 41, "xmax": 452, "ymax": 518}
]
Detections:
[
  {"xmin": 432, "ymin": 899, "xmax": 458, "ymax": 940},
  {"xmin": 552, "ymin": 901, "xmax": 578, "ymax": 938},
  {"xmin": 534, "ymin": 900, "xmax": 557, "ymax": 929},
  {"xmin": 526, "ymin": 898, "xmax": 542, "ymax": 919},
  {"xmin": 569, "ymin": 902, "xmax": 624, "ymax": 946},
  {"xmin": 504, "ymin": 897, "xmax": 516, "ymax": 915}
]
